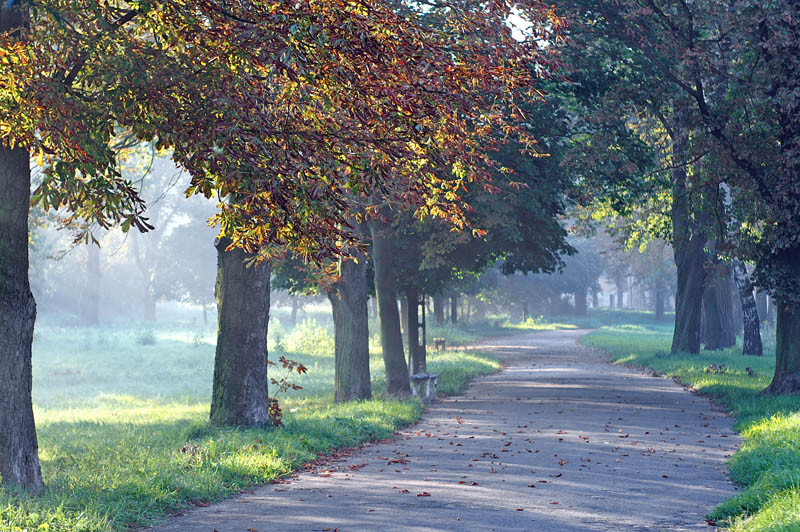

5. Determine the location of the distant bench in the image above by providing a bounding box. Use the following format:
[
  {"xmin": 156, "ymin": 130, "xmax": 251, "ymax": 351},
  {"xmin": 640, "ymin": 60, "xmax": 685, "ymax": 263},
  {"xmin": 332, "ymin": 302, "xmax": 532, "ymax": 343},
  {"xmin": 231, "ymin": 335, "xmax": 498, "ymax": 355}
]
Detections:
[
  {"xmin": 432, "ymin": 337, "xmax": 447, "ymax": 350},
  {"xmin": 410, "ymin": 373, "xmax": 440, "ymax": 402}
]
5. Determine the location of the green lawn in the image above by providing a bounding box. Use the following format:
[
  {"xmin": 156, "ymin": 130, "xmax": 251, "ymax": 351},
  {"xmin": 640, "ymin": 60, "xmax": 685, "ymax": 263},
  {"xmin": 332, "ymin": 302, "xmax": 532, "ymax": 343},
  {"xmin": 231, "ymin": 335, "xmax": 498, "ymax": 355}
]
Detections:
[
  {"xmin": 0, "ymin": 307, "xmax": 499, "ymax": 532},
  {"xmin": 573, "ymin": 309, "xmax": 798, "ymax": 532}
]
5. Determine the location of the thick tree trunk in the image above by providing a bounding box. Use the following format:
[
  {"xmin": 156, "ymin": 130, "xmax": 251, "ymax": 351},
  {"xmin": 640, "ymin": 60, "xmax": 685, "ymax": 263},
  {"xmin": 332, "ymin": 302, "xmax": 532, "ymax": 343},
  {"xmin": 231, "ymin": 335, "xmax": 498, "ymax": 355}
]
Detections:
[
  {"xmin": 405, "ymin": 287, "xmax": 426, "ymax": 374},
  {"xmin": 328, "ymin": 251, "xmax": 371, "ymax": 402},
  {"xmin": 450, "ymin": 294, "xmax": 458, "ymax": 325},
  {"xmin": 0, "ymin": 144, "xmax": 44, "ymax": 491},
  {"xmin": 367, "ymin": 220, "xmax": 410, "ymax": 396},
  {"xmin": 433, "ymin": 295, "xmax": 445, "ymax": 326},
  {"xmin": 83, "ymin": 244, "xmax": 100, "ymax": 325},
  {"xmin": 733, "ymin": 260, "xmax": 763, "ymax": 356},
  {"xmin": 574, "ymin": 288, "xmax": 587, "ymax": 316},
  {"xmin": 670, "ymin": 110, "xmax": 706, "ymax": 354},
  {"xmin": 210, "ymin": 238, "xmax": 271, "ymax": 426},
  {"xmin": 703, "ymin": 261, "xmax": 736, "ymax": 351},
  {"xmin": 766, "ymin": 247, "xmax": 800, "ymax": 393}
]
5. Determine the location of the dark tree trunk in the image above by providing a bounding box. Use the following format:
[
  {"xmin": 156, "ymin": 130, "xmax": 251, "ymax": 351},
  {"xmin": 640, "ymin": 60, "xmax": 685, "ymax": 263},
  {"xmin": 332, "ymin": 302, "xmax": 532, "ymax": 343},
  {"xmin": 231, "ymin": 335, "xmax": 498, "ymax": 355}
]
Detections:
[
  {"xmin": 703, "ymin": 261, "xmax": 736, "ymax": 351},
  {"xmin": 766, "ymin": 247, "xmax": 800, "ymax": 394},
  {"xmin": 367, "ymin": 220, "xmax": 410, "ymax": 396},
  {"xmin": 655, "ymin": 289, "xmax": 665, "ymax": 321},
  {"xmin": 733, "ymin": 260, "xmax": 763, "ymax": 356},
  {"xmin": 465, "ymin": 297, "xmax": 471, "ymax": 322},
  {"xmin": 574, "ymin": 288, "xmax": 587, "ymax": 316},
  {"xmin": 83, "ymin": 244, "xmax": 100, "ymax": 325},
  {"xmin": 433, "ymin": 295, "xmax": 445, "ymax": 326},
  {"xmin": 592, "ymin": 290, "xmax": 599, "ymax": 308},
  {"xmin": 670, "ymin": 111, "xmax": 706, "ymax": 355},
  {"xmin": 450, "ymin": 294, "xmax": 458, "ymax": 325},
  {"xmin": 609, "ymin": 294, "xmax": 615, "ymax": 309},
  {"xmin": 0, "ymin": 144, "xmax": 44, "ymax": 491},
  {"xmin": 522, "ymin": 301, "xmax": 529, "ymax": 321},
  {"xmin": 405, "ymin": 287, "xmax": 426, "ymax": 374},
  {"xmin": 328, "ymin": 250, "xmax": 371, "ymax": 402},
  {"xmin": 210, "ymin": 238, "xmax": 271, "ymax": 426}
]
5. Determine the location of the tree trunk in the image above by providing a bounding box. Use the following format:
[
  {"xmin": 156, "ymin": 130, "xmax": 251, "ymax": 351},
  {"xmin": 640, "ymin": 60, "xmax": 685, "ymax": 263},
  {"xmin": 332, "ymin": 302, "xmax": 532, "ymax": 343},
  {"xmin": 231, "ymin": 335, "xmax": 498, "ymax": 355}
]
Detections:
[
  {"xmin": 615, "ymin": 274, "xmax": 625, "ymax": 308},
  {"xmin": 733, "ymin": 260, "xmax": 763, "ymax": 356},
  {"xmin": 670, "ymin": 109, "xmax": 706, "ymax": 355},
  {"xmin": 290, "ymin": 297, "xmax": 298, "ymax": 327},
  {"xmin": 592, "ymin": 290, "xmax": 599, "ymax": 308},
  {"xmin": 655, "ymin": 289, "xmax": 665, "ymax": 321},
  {"xmin": 703, "ymin": 261, "xmax": 736, "ymax": 351},
  {"xmin": 450, "ymin": 294, "xmax": 458, "ymax": 325},
  {"xmin": 0, "ymin": 144, "xmax": 44, "ymax": 491},
  {"xmin": 210, "ymin": 238, "xmax": 271, "ymax": 426},
  {"xmin": 756, "ymin": 291, "xmax": 767, "ymax": 325},
  {"xmin": 433, "ymin": 295, "xmax": 445, "ymax": 326},
  {"xmin": 399, "ymin": 296, "xmax": 408, "ymax": 338},
  {"xmin": 406, "ymin": 287, "xmax": 426, "ymax": 374},
  {"xmin": 609, "ymin": 294, "xmax": 615, "ymax": 309},
  {"xmin": 367, "ymin": 219, "xmax": 410, "ymax": 396},
  {"xmin": 83, "ymin": 244, "xmax": 100, "ymax": 325},
  {"xmin": 328, "ymin": 251, "xmax": 371, "ymax": 402},
  {"xmin": 766, "ymin": 247, "xmax": 800, "ymax": 393},
  {"xmin": 522, "ymin": 301, "xmax": 529, "ymax": 321},
  {"xmin": 574, "ymin": 288, "xmax": 587, "ymax": 316}
]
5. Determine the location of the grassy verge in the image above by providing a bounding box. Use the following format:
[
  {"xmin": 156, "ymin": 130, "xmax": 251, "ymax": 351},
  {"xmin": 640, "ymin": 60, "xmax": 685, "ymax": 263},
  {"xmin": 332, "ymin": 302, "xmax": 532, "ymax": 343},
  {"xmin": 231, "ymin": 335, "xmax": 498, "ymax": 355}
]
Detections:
[
  {"xmin": 0, "ymin": 316, "xmax": 499, "ymax": 532},
  {"xmin": 576, "ymin": 310, "xmax": 798, "ymax": 532}
]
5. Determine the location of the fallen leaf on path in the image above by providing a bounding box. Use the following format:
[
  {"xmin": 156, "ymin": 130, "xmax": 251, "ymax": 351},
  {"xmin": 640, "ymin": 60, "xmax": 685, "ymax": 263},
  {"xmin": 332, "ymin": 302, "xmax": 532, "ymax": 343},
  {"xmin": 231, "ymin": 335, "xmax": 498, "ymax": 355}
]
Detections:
[{"xmin": 417, "ymin": 492, "xmax": 431, "ymax": 497}]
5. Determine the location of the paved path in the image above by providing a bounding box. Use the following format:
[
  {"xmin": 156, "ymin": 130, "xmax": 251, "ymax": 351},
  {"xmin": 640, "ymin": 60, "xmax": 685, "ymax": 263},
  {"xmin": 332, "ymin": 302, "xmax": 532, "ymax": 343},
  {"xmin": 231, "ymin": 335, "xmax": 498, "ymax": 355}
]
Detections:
[{"xmin": 149, "ymin": 329, "xmax": 739, "ymax": 532}]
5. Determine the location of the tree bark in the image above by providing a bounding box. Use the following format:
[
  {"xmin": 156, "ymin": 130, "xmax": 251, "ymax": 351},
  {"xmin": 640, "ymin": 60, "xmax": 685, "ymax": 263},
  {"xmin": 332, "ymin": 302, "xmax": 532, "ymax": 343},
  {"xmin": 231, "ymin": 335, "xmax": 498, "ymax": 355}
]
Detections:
[
  {"xmin": 367, "ymin": 219, "xmax": 410, "ymax": 396},
  {"xmin": 574, "ymin": 288, "xmax": 587, "ymax": 316},
  {"xmin": 756, "ymin": 291, "xmax": 767, "ymax": 326},
  {"xmin": 703, "ymin": 261, "xmax": 736, "ymax": 351},
  {"xmin": 592, "ymin": 290, "xmax": 599, "ymax": 308},
  {"xmin": 405, "ymin": 286, "xmax": 426, "ymax": 374},
  {"xmin": 766, "ymin": 247, "xmax": 800, "ymax": 393},
  {"xmin": 655, "ymin": 289, "xmax": 665, "ymax": 321},
  {"xmin": 670, "ymin": 109, "xmax": 706, "ymax": 354},
  {"xmin": 210, "ymin": 238, "xmax": 271, "ymax": 426},
  {"xmin": 733, "ymin": 260, "xmax": 763, "ymax": 356},
  {"xmin": 0, "ymin": 144, "xmax": 44, "ymax": 491},
  {"xmin": 450, "ymin": 294, "xmax": 458, "ymax": 325},
  {"xmin": 328, "ymin": 250, "xmax": 371, "ymax": 402},
  {"xmin": 83, "ymin": 244, "xmax": 100, "ymax": 325},
  {"xmin": 433, "ymin": 295, "xmax": 445, "ymax": 326}
]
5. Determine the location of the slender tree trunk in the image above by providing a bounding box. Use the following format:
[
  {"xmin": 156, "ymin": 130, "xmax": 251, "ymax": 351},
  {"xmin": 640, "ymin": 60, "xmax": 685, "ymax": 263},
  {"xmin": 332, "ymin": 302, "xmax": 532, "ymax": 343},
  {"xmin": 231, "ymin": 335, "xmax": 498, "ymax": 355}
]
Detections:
[
  {"xmin": 450, "ymin": 294, "xmax": 458, "ymax": 325},
  {"xmin": 756, "ymin": 291, "xmax": 767, "ymax": 325},
  {"xmin": 592, "ymin": 290, "xmax": 599, "ymax": 308},
  {"xmin": 670, "ymin": 110, "xmax": 706, "ymax": 354},
  {"xmin": 399, "ymin": 297, "xmax": 408, "ymax": 338},
  {"xmin": 766, "ymin": 247, "xmax": 800, "ymax": 393},
  {"xmin": 367, "ymin": 219, "xmax": 410, "ymax": 396},
  {"xmin": 202, "ymin": 297, "xmax": 208, "ymax": 326},
  {"xmin": 433, "ymin": 295, "xmax": 445, "ymax": 326},
  {"xmin": 574, "ymin": 288, "xmax": 587, "ymax": 316},
  {"xmin": 406, "ymin": 286, "xmax": 426, "ymax": 374},
  {"xmin": 0, "ymin": 143, "xmax": 44, "ymax": 491},
  {"xmin": 83, "ymin": 244, "xmax": 100, "ymax": 325},
  {"xmin": 210, "ymin": 238, "xmax": 271, "ymax": 426},
  {"xmin": 655, "ymin": 289, "xmax": 665, "ymax": 321},
  {"xmin": 328, "ymin": 249, "xmax": 371, "ymax": 402},
  {"xmin": 615, "ymin": 274, "xmax": 625, "ymax": 308},
  {"xmin": 290, "ymin": 297, "xmax": 298, "ymax": 327},
  {"xmin": 733, "ymin": 260, "xmax": 763, "ymax": 356}
]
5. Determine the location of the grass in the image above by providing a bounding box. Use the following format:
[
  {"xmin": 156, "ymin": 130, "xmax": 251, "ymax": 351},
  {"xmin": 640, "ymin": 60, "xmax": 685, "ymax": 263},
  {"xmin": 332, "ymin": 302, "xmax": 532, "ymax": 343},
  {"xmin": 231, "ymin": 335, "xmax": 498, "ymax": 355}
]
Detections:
[
  {"xmin": 572, "ymin": 308, "xmax": 798, "ymax": 532},
  {"xmin": 0, "ymin": 304, "xmax": 499, "ymax": 532}
]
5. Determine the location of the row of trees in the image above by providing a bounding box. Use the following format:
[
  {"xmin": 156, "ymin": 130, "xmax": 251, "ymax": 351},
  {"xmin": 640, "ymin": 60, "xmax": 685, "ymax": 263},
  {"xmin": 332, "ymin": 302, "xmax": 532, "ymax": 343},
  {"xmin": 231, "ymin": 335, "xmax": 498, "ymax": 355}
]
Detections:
[{"xmin": 0, "ymin": 0, "xmax": 567, "ymax": 490}]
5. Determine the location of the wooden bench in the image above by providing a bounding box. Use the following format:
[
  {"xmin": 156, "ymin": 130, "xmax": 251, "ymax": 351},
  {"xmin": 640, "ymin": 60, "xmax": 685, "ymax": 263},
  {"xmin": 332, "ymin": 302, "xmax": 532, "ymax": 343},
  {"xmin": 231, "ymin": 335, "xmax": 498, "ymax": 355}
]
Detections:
[
  {"xmin": 432, "ymin": 337, "xmax": 446, "ymax": 351},
  {"xmin": 410, "ymin": 373, "xmax": 440, "ymax": 401}
]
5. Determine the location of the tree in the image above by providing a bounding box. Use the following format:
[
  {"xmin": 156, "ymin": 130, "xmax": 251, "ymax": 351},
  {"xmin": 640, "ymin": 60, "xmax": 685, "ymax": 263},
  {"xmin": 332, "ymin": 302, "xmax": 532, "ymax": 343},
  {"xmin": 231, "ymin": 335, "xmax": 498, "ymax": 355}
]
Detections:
[{"xmin": 0, "ymin": 0, "xmax": 561, "ymax": 485}]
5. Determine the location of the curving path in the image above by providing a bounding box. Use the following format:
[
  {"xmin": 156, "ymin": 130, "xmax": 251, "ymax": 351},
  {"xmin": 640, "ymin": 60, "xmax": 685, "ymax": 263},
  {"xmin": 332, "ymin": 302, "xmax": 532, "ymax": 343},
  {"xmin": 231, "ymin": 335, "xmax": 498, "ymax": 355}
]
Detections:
[{"xmin": 148, "ymin": 329, "xmax": 739, "ymax": 532}]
